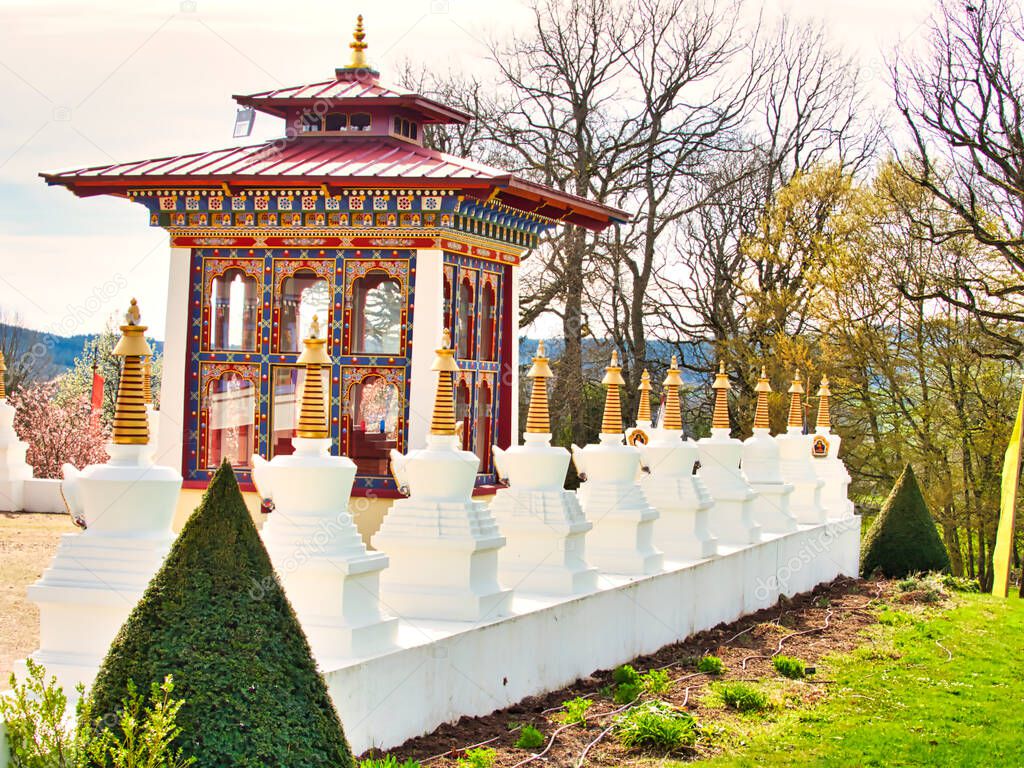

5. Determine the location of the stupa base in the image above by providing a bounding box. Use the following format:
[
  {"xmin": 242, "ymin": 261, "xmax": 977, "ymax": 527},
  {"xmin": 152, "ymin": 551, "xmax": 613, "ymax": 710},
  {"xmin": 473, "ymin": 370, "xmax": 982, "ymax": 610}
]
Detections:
[
  {"xmin": 749, "ymin": 482, "xmax": 798, "ymax": 534},
  {"xmin": 579, "ymin": 483, "xmax": 663, "ymax": 576}
]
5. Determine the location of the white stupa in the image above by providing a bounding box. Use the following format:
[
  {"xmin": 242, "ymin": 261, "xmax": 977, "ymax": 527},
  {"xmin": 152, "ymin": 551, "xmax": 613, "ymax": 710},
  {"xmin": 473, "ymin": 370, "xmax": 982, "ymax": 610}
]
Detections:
[
  {"xmin": 253, "ymin": 316, "xmax": 396, "ymax": 660},
  {"xmin": 21, "ymin": 300, "xmax": 182, "ymax": 693},
  {"xmin": 572, "ymin": 352, "xmax": 663, "ymax": 576},
  {"xmin": 373, "ymin": 329, "xmax": 512, "ymax": 623},
  {"xmin": 696, "ymin": 362, "xmax": 762, "ymax": 547},
  {"xmin": 775, "ymin": 371, "xmax": 826, "ymax": 524},
  {"xmin": 638, "ymin": 358, "xmax": 717, "ymax": 561},
  {"xmin": 0, "ymin": 351, "xmax": 32, "ymax": 511},
  {"xmin": 740, "ymin": 367, "xmax": 797, "ymax": 534},
  {"xmin": 809, "ymin": 376, "xmax": 854, "ymax": 519},
  {"xmin": 490, "ymin": 341, "xmax": 597, "ymax": 596}
]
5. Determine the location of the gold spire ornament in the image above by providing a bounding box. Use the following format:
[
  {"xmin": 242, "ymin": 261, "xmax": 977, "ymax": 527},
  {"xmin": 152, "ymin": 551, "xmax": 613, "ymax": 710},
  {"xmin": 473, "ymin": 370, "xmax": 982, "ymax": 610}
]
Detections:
[
  {"xmin": 525, "ymin": 340, "xmax": 554, "ymax": 434},
  {"xmin": 753, "ymin": 366, "xmax": 772, "ymax": 431},
  {"xmin": 600, "ymin": 350, "xmax": 626, "ymax": 435},
  {"xmin": 816, "ymin": 375, "xmax": 832, "ymax": 430},
  {"xmin": 111, "ymin": 299, "xmax": 152, "ymax": 445},
  {"xmin": 430, "ymin": 328, "xmax": 460, "ymax": 436},
  {"xmin": 636, "ymin": 369, "xmax": 652, "ymax": 423},
  {"xmin": 787, "ymin": 370, "xmax": 805, "ymax": 430},
  {"xmin": 661, "ymin": 355, "xmax": 684, "ymax": 431},
  {"xmin": 0, "ymin": 350, "xmax": 6, "ymax": 400},
  {"xmin": 296, "ymin": 315, "xmax": 330, "ymax": 439},
  {"xmin": 711, "ymin": 360, "xmax": 731, "ymax": 430},
  {"xmin": 348, "ymin": 15, "xmax": 368, "ymax": 68},
  {"xmin": 142, "ymin": 355, "xmax": 154, "ymax": 406}
]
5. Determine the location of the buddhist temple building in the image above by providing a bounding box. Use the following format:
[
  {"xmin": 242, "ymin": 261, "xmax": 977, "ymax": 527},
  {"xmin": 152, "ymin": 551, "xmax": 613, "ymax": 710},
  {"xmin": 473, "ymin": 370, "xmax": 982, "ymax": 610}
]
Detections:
[{"xmin": 40, "ymin": 19, "xmax": 627, "ymax": 508}]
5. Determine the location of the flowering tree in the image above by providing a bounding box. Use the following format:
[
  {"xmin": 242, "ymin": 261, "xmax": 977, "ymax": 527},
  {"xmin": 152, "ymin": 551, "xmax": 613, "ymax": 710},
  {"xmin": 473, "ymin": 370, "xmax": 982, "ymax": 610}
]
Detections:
[{"xmin": 10, "ymin": 380, "xmax": 109, "ymax": 478}]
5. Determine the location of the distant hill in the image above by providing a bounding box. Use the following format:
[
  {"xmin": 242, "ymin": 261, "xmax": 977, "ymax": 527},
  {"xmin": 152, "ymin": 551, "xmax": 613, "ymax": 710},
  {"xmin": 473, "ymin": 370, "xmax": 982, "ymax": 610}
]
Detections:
[{"xmin": 518, "ymin": 337, "xmax": 707, "ymax": 384}]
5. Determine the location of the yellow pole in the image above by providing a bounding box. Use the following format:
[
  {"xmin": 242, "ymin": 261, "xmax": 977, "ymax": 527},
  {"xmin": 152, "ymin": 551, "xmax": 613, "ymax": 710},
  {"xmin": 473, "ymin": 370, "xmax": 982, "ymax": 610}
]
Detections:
[{"xmin": 993, "ymin": 379, "xmax": 1024, "ymax": 597}]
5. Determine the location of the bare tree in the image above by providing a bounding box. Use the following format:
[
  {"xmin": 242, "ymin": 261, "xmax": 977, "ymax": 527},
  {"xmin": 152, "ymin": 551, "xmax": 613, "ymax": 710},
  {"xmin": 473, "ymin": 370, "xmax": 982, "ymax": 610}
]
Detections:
[{"xmin": 893, "ymin": 0, "xmax": 1024, "ymax": 350}]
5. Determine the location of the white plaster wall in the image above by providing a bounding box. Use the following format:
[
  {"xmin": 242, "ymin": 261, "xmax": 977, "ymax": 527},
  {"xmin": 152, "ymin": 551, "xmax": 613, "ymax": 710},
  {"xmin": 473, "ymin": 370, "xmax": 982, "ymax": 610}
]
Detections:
[
  {"xmin": 407, "ymin": 248, "xmax": 445, "ymax": 450},
  {"xmin": 155, "ymin": 247, "xmax": 190, "ymax": 473},
  {"xmin": 509, "ymin": 265, "xmax": 520, "ymax": 442},
  {"xmin": 21, "ymin": 479, "xmax": 64, "ymax": 514}
]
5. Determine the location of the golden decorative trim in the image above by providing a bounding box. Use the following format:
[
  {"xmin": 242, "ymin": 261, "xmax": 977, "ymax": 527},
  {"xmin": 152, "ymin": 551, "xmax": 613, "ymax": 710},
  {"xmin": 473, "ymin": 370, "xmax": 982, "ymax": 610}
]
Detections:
[
  {"xmin": 430, "ymin": 329, "xmax": 460, "ymax": 435},
  {"xmin": 753, "ymin": 366, "xmax": 771, "ymax": 431},
  {"xmin": 711, "ymin": 360, "xmax": 731, "ymax": 430},
  {"xmin": 787, "ymin": 370, "xmax": 805, "ymax": 429},
  {"xmin": 816, "ymin": 375, "xmax": 832, "ymax": 430},
  {"xmin": 112, "ymin": 300, "xmax": 152, "ymax": 445},
  {"xmin": 636, "ymin": 369, "xmax": 652, "ymax": 423},
  {"xmin": 525, "ymin": 340, "xmax": 553, "ymax": 434},
  {"xmin": 601, "ymin": 351, "xmax": 625, "ymax": 435}
]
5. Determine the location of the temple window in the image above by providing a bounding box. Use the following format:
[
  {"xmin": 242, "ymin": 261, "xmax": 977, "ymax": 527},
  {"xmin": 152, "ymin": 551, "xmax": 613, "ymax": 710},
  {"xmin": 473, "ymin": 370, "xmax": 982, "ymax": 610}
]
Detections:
[
  {"xmin": 278, "ymin": 269, "xmax": 330, "ymax": 354},
  {"xmin": 476, "ymin": 380, "xmax": 492, "ymax": 471},
  {"xmin": 457, "ymin": 276, "xmax": 475, "ymax": 359},
  {"xmin": 206, "ymin": 371, "xmax": 255, "ymax": 468},
  {"xmin": 301, "ymin": 112, "xmax": 323, "ymax": 132},
  {"xmin": 351, "ymin": 270, "xmax": 402, "ymax": 354},
  {"xmin": 348, "ymin": 375, "xmax": 400, "ymax": 475},
  {"xmin": 350, "ymin": 112, "xmax": 371, "ymax": 131},
  {"xmin": 269, "ymin": 366, "xmax": 330, "ymax": 457},
  {"xmin": 456, "ymin": 377, "xmax": 472, "ymax": 452},
  {"xmin": 480, "ymin": 281, "xmax": 496, "ymax": 361},
  {"xmin": 210, "ymin": 268, "xmax": 258, "ymax": 351},
  {"xmin": 391, "ymin": 117, "xmax": 418, "ymax": 140},
  {"xmin": 325, "ymin": 112, "xmax": 348, "ymax": 131},
  {"xmin": 443, "ymin": 271, "xmax": 453, "ymax": 342}
]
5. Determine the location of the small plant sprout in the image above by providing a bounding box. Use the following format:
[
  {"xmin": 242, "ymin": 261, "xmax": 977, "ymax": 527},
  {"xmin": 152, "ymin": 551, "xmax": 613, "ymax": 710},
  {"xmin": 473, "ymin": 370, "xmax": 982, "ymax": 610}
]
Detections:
[
  {"xmin": 557, "ymin": 696, "xmax": 593, "ymax": 725},
  {"xmin": 456, "ymin": 746, "xmax": 497, "ymax": 768},
  {"xmin": 514, "ymin": 724, "xmax": 546, "ymax": 750},
  {"xmin": 716, "ymin": 681, "xmax": 771, "ymax": 713},
  {"xmin": 773, "ymin": 655, "xmax": 807, "ymax": 679},
  {"xmin": 358, "ymin": 757, "xmax": 422, "ymax": 768},
  {"xmin": 612, "ymin": 664, "xmax": 641, "ymax": 687},
  {"xmin": 641, "ymin": 668, "xmax": 672, "ymax": 695},
  {"xmin": 614, "ymin": 701, "xmax": 699, "ymax": 752},
  {"xmin": 697, "ymin": 655, "xmax": 725, "ymax": 675}
]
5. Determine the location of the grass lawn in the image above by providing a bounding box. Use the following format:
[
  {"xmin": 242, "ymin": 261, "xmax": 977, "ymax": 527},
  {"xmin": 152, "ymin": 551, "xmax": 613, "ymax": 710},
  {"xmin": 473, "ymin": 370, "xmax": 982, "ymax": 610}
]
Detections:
[{"xmin": 682, "ymin": 591, "xmax": 1024, "ymax": 768}]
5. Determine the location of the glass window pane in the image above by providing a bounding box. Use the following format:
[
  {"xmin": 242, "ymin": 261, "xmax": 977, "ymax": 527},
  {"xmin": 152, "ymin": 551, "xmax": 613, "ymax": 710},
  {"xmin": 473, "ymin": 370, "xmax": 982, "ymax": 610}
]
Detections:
[
  {"xmin": 456, "ymin": 379, "xmax": 471, "ymax": 452},
  {"xmin": 476, "ymin": 382, "xmax": 492, "ymax": 471},
  {"xmin": 458, "ymin": 278, "xmax": 474, "ymax": 359},
  {"xmin": 210, "ymin": 269, "xmax": 258, "ymax": 351},
  {"xmin": 480, "ymin": 283, "xmax": 496, "ymax": 361},
  {"xmin": 352, "ymin": 271, "xmax": 402, "ymax": 354},
  {"xmin": 348, "ymin": 375, "xmax": 400, "ymax": 475},
  {"xmin": 270, "ymin": 366, "xmax": 330, "ymax": 457},
  {"xmin": 279, "ymin": 270, "xmax": 329, "ymax": 353},
  {"xmin": 207, "ymin": 372, "xmax": 255, "ymax": 468}
]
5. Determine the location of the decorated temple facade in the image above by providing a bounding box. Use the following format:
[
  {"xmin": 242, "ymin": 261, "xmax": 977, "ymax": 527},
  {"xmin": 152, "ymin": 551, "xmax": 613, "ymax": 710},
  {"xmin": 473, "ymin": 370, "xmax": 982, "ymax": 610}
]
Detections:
[{"xmin": 41, "ymin": 19, "xmax": 626, "ymax": 497}]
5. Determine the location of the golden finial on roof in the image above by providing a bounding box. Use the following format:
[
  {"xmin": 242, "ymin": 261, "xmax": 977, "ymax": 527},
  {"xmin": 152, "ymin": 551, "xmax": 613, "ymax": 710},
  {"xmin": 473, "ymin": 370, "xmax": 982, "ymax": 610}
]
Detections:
[
  {"xmin": 348, "ymin": 14, "xmax": 369, "ymax": 68},
  {"xmin": 112, "ymin": 299, "xmax": 152, "ymax": 445},
  {"xmin": 753, "ymin": 365, "xmax": 771, "ymax": 431},
  {"xmin": 430, "ymin": 328, "xmax": 460, "ymax": 436},
  {"xmin": 787, "ymin": 370, "xmax": 805, "ymax": 429},
  {"xmin": 711, "ymin": 360, "xmax": 731, "ymax": 430},
  {"xmin": 525, "ymin": 340, "xmax": 553, "ymax": 434},
  {"xmin": 636, "ymin": 369, "xmax": 652, "ymax": 423},
  {"xmin": 0, "ymin": 350, "xmax": 6, "ymax": 400},
  {"xmin": 661, "ymin": 355, "xmax": 683, "ymax": 431},
  {"xmin": 600, "ymin": 351, "xmax": 625, "ymax": 435},
  {"xmin": 816, "ymin": 374, "xmax": 832, "ymax": 430},
  {"xmin": 296, "ymin": 315, "xmax": 330, "ymax": 439}
]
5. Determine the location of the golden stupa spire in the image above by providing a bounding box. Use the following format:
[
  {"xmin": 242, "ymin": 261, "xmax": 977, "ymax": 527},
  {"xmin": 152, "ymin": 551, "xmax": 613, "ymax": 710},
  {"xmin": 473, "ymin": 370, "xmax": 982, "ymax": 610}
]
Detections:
[
  {"xmin": 816, "ymin": 375, "xmax": 832, "ymax": 430},
  {"xmin": 525, "ymin": 340, "xmax": 554, "ymax": 434},
  {"xmin": 0, "ymin": 350, "xmax": 6, "ymax": 400},
  {"xmin": 348, "ymin": 15, "xmax": 368, "ymax": 68},
  {"xmin": 296, "ymin": 315, "xmax": 330, "ymax": 439},
  {"xmin": 787, "ymin": 370, "xmax": 805, "ymax": 430},
  {"xmin": 430, "ymin": 328, "xmax": 460, "ymax": 436},
  {"xmin": 661, "ymin": 355, "xmax": 684, "ymax": 431},
  {"xmin": 753, "ymin": 366, "xmax": 772, "ymax": 431},
  {"xmin": 142, "ymin": 355, "xmax": 153, "ymax": 406},
  {"xmin": 711, "ymin": 360, "xmax": 731, "ymax": 430},
  {"xmin": 600, "ymin": 350, "xmax": 626, "ymax": 435},
  {"xmin": 112, "ymin": 299, "xmax": 152, "ymax": 445},
  {"xmin": 636, "ymin": 369, "xmax": 652, "ymax": 423}
]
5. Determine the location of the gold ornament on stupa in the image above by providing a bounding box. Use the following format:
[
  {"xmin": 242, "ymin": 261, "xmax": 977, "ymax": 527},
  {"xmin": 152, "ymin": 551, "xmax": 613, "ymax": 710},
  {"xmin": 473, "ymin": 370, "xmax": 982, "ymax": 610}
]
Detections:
[
  {"xmin": 348, "ymin": 15, "xmax": 368, "ymax": 68},
  {"xmin": 525, "ymin": 340, "xmax": 554, "ymax": 434},
  {"xmin": 430, "ymin": 328, "xmax": 460, "ymax": 436},
  {"xmin": 600, "ymin": 350, "xmax": 626, "ymax": 435},
  {"xmin": 753, "ymin": 366, "xmax": 772, "ymax": 431},
  {"xmin": 661, "ymin": 355, "xmax": 684, "ymax": 431},
  {"xmin": 711, "ymin": 360, "xmax": 731, "ymax": 430},
  {"xmin": 296, "ymin": 315, "xmax": 330, "ymax": 439},
  {"xmin": 111, "ymin": 299, "xmax": 152, "ymax": 445},
  {"xmin": 787, "ymin": 370, "xmax": 805, "ymax": 430},
  {"xmin": 816, "ymin": 375, "xmax": 832, "ymax": 430},
  {"xmin": 142, "ymin": 356, "xmax": 154, "ymax": 406},
  {"xmin": 636, "ymin": 369, "xmax": 652, "ymax": 423},
  {"xmin": 0, "ymin": 350, "xmax": 6, "ymax": 400}
]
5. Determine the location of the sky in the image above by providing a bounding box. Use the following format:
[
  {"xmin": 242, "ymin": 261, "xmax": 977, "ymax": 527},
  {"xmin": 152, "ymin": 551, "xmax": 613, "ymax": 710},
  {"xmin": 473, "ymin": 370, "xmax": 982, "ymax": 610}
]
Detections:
[{"xmin": 0, "ymin": 0, "xmax": 936, "ymax": 340}]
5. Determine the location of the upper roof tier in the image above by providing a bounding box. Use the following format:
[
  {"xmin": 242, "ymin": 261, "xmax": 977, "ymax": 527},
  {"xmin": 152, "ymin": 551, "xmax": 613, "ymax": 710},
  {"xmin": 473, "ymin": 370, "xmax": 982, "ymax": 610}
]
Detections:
[{"xmin": 39, "ymin": 16, "xmax": 628, "ymax": 232}]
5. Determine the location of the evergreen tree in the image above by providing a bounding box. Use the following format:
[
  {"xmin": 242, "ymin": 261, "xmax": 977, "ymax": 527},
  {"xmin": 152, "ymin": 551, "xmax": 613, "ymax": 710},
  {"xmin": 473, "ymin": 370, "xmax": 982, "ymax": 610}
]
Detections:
[
  {"xmin": 860, "ymin": 464, "xmax": 951, "ymax": 579},
  {"xmin": 87, "ymin": 462, "xmax": 354, "ymax": 767}
]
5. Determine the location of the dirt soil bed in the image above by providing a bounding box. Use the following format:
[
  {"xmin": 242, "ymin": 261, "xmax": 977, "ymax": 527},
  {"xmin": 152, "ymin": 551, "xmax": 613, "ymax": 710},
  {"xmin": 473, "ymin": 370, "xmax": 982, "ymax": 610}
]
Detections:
[{"xmin": 366, "ymin": 576, "xmax": 897, "ymax": 767}]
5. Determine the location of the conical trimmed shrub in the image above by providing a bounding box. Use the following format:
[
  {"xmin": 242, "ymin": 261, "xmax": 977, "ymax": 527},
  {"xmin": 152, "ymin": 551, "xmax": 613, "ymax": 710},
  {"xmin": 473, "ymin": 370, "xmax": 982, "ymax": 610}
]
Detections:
[
  {"xmin": 860, "ymin": 464, "xmax": 950, "ymax": 579},
  {"xmin": 87, "ymin": 461, "xmax": 354, "ymax": 767}
]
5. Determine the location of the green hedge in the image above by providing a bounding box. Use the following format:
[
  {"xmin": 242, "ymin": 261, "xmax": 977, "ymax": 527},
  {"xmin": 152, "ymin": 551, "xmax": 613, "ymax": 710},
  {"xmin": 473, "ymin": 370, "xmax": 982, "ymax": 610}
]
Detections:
[
  {"xmin": 860, "ymin": 463, "xmax": 950, "ymax": 579},
  {"xmin": 87, "ymin": 461, "xmax": 354, "ymax": 767}
]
